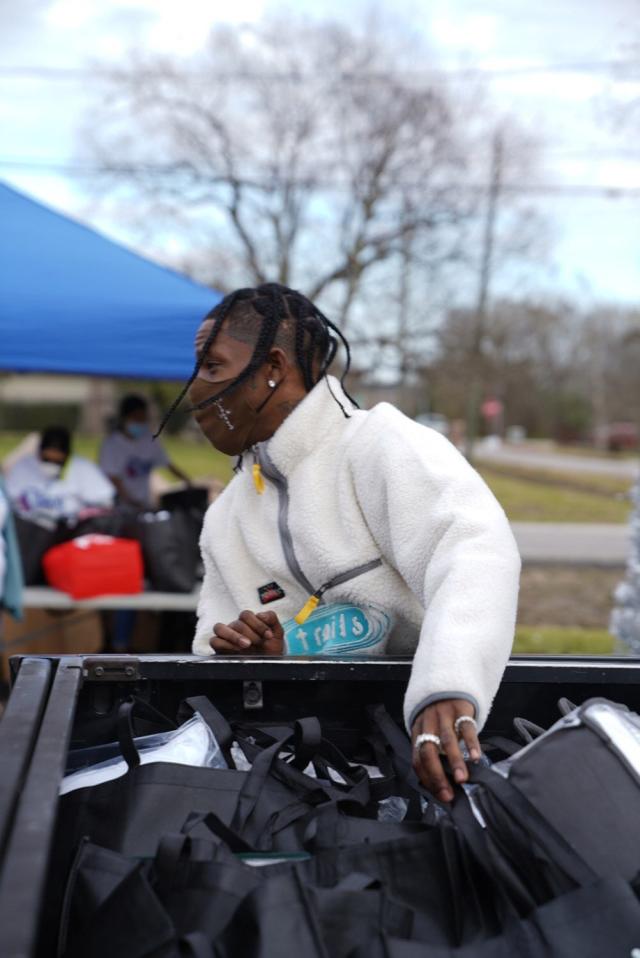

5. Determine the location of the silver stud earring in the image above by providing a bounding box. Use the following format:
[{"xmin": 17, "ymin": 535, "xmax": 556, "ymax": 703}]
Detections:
[{"xmin": 268, "ymin": 379, "xmax": 276, "ymax": 388}]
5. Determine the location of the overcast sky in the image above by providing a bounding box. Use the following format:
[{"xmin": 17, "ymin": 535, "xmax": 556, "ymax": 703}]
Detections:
[{"xmin": 1, "ymin": 0, "xmax": 638, "ymax": 304}]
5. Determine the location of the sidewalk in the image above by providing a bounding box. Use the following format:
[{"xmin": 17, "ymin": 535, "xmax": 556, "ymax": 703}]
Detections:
[
  {"xmin": 512, "ymin": 522, "xmax": 629, "ymax": 566},
  {"xmin": 476, "ymin": 443, "xmax": 639, "ymax": 480}
]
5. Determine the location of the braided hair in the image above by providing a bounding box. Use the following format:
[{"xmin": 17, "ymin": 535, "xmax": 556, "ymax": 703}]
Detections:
[{"xmin": 156, "ymin": 283, "xmax": 356, "ymax": 435}]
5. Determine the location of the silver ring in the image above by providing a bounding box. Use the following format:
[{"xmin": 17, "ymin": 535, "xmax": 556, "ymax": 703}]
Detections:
[
  {"xmin": 454, "ymin": 715, "xmax": 477, "ymax": 736},
  {"xmin": 414, "ymin": 732, "xmax": 442, "ymax": 752}
]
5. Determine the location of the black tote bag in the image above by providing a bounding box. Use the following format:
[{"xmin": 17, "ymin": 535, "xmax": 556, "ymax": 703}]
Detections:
[
  {"xmin": 160, "ymin": 487, "xmax": 209, "ymax": 514},
  {"xmin": 59, "ymin": 827, "xmax": 464, "ymax": 958},
  {"xmin": 307, "ymin": 821, "xmax": 500, "ymax": 948},
  {"xmin": 159, "ymin": 487, "xmax": 208, "ymax": 580},
  {"xmin": 351, "ymin": 875, "xmax": 640, "ymax": 958},
  {"xmin": 153, "ymin": 833, "xmax": 331, "ymax": 958},
  {"xmin": 58, "ymin": 840, "xmax": 176, "ymax": 958},
  {"xmin": 168, "ymin": 810, "xmax": 501, "ymax": 952},
  {"xmin": 136, "ymin": 511, "xmax": 197, "ymax": 592},
  {"xmin": 54, "ymin": 699, "xmax": 385, "ymax": 876},
  {"xmin": 47, "ymin": 703, "xmax": 327, "ymax": 953},
  {"xmin": 227, "ymin": 714, "xmax": 433, "ymax": 850},
  {"xmin": 55, "ymin": 737, "xmax": 331, "ymax": 862}
]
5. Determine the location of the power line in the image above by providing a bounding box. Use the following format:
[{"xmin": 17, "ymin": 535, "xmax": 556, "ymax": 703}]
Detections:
[
  {"xmin": 0, "ymin": 59, "xmax": 637, "ymax": 81},
  {"xmin": 546, "ymin": 147, "xmax": 640, "ymax": 158},
  {"xmin": 1, "ymin": 157, "xmax": 639, "ymax": 197}
]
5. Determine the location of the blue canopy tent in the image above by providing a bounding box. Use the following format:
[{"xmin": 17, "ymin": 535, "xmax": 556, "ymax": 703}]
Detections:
[{"xmin": 0, "ymin": 182, "xmax": 223, "ymax": 380}]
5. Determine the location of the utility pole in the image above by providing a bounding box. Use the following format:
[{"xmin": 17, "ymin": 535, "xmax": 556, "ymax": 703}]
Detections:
[
  {"xmin": 464, "ymin": 129, "xmax": 503, "ymax": 463},
  {"xmin": 396, "ymin": 198, "xmax": 415, "ymax": 414}
]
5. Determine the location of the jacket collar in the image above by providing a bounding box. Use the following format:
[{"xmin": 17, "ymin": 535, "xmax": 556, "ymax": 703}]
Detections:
[{"xmin": 252, "ymin": 375, "xmax": 355, "ymax": 476}]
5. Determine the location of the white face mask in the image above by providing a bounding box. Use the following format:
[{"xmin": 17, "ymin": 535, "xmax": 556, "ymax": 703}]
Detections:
[{"xmin": 40, "ymin": 461, "xmax": 63, "ymax": 480}]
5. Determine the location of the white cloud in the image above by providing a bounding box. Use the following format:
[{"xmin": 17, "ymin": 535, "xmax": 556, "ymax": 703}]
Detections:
[
  {"xmin": 42, "ymin": 0, "xmax": 268, "ymax": 59},
  {"xmin": 430, "ymin": 11, "xmax": 498, "ymax": 56},
  {"xmin": 44, "ymin": 0, "xmax": 97, "ymax": 30},
  {"xmin": 141, "ymin": 0, "xmax": 268, "ymax": 55}
]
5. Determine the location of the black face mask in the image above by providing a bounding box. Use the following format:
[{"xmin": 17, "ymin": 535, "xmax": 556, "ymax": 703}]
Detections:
[{"xmin": 189, "ymin": 375, "xmax": 282, "ymax": 453}]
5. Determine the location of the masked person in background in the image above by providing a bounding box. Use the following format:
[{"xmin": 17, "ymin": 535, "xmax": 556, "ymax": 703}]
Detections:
[
  {"xmin": 6, "ymin": 426, "xmax": 114, "ymax": 523},
  {"xmin": 157, "ymin": 284, "xmax": 521, "ymax": 803},
  {"xmin": 100, "ymin": 395, "xmax": 191, "ymax": 510}
]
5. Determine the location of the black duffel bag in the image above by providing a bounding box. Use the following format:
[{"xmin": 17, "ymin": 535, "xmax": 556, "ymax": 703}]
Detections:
[
  {"xmin": 60, "ymin": 507, "xmax": 138, "ymax": 542},
  {"xmin": 470, "ymin": 698, "xmax": 640, "ymax": 886},
  {"xmin": 12, "ymin": 513, "xmax": 61, "ymax": 585}
]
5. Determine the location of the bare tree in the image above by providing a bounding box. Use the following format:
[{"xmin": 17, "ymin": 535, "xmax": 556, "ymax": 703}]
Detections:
[
  {"xmin": 78, "ymin": 17, "xmax": 481, "ymax": 329},
  {"xmin": 606, "ymin": 41, "xmax": 640, "ymax": 138}
]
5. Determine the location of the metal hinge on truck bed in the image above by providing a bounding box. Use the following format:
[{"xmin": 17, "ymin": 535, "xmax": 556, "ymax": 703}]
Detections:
[{"xmin": 83, "ymin": 657, "xmax": 141, "ymax": 682}]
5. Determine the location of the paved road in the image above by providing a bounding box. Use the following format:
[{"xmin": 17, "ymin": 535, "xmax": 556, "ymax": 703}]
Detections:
[
  {"xmin": 475, "ymin": 443, "xmax": 639, "ymax": 480},
  {"xmin": 512, "ymin": 522, "xmax": 630, "ymax": 565}
]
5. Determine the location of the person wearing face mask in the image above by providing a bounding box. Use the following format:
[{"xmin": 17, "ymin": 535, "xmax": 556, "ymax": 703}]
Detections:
[
  {"xmin": 99, "ymin": 395, "xmax": 191, "ymax": 510},
  {"xmin": 5, "ymin": 426, "xmax": 115, "ymax": 523},
  {"xmin": 157, "ymin": 283, "xmax": 521, "ymax": 804}
]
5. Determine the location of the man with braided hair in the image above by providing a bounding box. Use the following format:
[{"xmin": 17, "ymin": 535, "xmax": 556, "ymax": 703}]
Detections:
[{"xmin": 159, "ymin": 283, "xmax": 521, "ymax": 803}]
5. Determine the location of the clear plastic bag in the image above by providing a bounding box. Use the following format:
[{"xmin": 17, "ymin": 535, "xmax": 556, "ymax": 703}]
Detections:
[
  {"xmin": 377, "ymin": 796, "xmax": 409, "ymax": 822},
  {"xmin": 60, "ymin": 712, "xmax": 226, "ymax": 795},
  {"xmin": 230, "ymin": 741, "xmax": 252, "ymax": 771}
]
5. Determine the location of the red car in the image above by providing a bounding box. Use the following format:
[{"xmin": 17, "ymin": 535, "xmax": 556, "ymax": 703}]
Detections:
[{"xmin": 593, "ymin": 422, "xmax": 639, "ymax": 452}]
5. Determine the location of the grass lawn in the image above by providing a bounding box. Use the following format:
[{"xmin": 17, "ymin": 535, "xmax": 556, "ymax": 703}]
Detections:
[
  {"xmin": 478, "ymin": 466, "xmax": 632, "ymax": 523},
  {"xmin": 513, "ymin": 626, "xmax": 618, "ymax": 655},
  {"xmin": 549, "ymin": 444, "xmax": 638, "ymax": 462},
  {"xmin": 160, "ymin": 437, "xmax": 233, "ymax": 484},
  {"xmin": 479, "ymin": 463, "xmax": 632, "ymax": 497}
]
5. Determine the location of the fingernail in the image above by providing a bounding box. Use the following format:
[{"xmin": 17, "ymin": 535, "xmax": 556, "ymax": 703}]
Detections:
[
  {"xmin": 454, "ymin": 768, "xmax": 466, "ymax": 783},
  {"xmin": 470, "ymin": 748, "xmax": 481, "ymax": 761},
  {"xmin": 239, "ymin": 638, "xmax": 251, "ymax": 647},
  {"xmin": 265, "ymin": 630, "xmax": 273, "ymax": 639}
]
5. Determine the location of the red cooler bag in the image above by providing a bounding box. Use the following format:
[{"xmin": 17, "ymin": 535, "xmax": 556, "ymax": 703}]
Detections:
[{"xmin": 43, "ymin": 534, "xmax": 144, "ymax": 599}]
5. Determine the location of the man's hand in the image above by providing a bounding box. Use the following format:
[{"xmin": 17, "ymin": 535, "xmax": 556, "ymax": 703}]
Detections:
[
  {"xmin": 211, "ymin": 610, "xmax": 284, "ymax": 655},
  {"xmin": 411, "ymin": 699, "xmax": 481, "ymax": 803}
]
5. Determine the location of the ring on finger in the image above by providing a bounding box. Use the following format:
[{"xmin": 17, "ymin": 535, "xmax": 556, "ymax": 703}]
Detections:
[
  {"xmin": 414, "ymin": 732, "xmax": 442, "ymax": 753},
  {"xmin": 454, "ymin": 715, "xmax": 478, "ymax": 737}
]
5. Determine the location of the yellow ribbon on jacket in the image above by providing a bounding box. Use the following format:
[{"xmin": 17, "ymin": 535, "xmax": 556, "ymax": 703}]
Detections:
[
  {"xmin": 252, "ymin": 463, "xmax": 265, "ymax": 495},
  {"xmin": 294, "ymin": 595, "xmax": 320, "ymax": 625}
]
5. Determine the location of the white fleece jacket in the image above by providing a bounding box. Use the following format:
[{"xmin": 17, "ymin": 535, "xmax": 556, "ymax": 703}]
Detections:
[{"xmin": 193, "ymin": 376, "xmax": 521, "ymax": 732}]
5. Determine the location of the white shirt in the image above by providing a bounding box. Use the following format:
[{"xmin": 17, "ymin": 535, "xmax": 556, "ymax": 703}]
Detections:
[
  {"xmin": 6, "ymin": 454, "xmax": 115, "ymax": 522},
  {"xmin": 193, "ymin": 376, "xmax": 521, "ymax": 733},
  {"xmin": 99, "ymin": 431, "xmax": 169, "ymax": 507}
]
